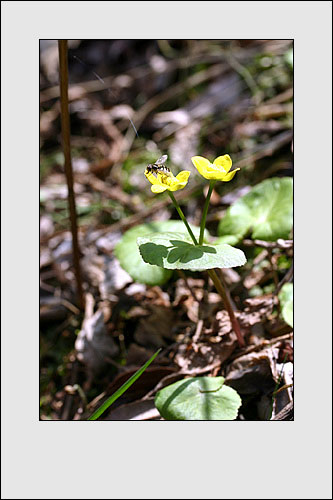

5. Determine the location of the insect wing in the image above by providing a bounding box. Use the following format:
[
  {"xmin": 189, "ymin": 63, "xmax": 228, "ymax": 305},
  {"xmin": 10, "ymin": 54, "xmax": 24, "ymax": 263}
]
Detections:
[{"xmin": 155, "ymin": 154, "xmax": 168, "ymax": 165}]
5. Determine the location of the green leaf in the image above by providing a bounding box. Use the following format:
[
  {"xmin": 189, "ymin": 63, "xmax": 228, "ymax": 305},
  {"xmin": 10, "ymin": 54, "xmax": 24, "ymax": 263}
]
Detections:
[
  {"xmin": 114, "ymin": 221, "xmax": 207, "ymax": 286},
  {"xmin": 88, "ymin": 348, "xmax": 161, "ymax": 420},
  {"xmin": 217, "ymin": 177, "xmax": 293, "ymax": 244},
  {"xmin": 155, "ymin": 376, "xmax": 242, "ymax": 420},
  {"xmin": 285, "ymin": 48, "xmax": 293, "ymax": 68},
  {"xmin": 278, "ymin": 282, "xmax": 293, "ymax": 327},
  {"xmin": 137, "ymin": 232, "xmax": 246, "ymax": 271}
]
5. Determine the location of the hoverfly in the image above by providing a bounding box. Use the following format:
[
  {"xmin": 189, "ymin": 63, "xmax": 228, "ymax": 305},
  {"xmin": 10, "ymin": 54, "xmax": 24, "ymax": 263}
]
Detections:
[{"xmin": 146, "ymin": 154, "xmax": 171, "ymax": 176}]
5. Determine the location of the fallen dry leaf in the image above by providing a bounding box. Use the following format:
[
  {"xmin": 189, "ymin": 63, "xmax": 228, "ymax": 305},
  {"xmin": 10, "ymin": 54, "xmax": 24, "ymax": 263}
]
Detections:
[
  {"xmin": 104, "ymin": 366, "xmax": 177, "ymax": 405},
  {"xmin": 174, "ymin": 332, "xmax": 238, "ymax": 373},
  {"xmin": 103, "ymin": 398, "xmax": 161, "ymax": 420},
  {"xmin": 225, "ymin": 346, "xmax": 280, "ymax": 395},
  {"xmin": 134, "ymin": 305, "xmax": 176, "ymax": 347},
  {"xmin": 75, "ymin": 294, "xmax": 118, "ymax": 374}
]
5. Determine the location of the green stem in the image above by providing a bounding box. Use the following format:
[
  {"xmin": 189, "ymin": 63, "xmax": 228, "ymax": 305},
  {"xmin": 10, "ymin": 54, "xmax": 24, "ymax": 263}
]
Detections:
[
  {"xmin": 208, "ymin": 269, "xmax": 245, "ymax": 348},
  {"xmin": 168, "ymin": 192, "xmax": 198, "ymax": 245},
  {"xmin": 199, "ymin": 180, "xmax": 216, "ymax": 245}
]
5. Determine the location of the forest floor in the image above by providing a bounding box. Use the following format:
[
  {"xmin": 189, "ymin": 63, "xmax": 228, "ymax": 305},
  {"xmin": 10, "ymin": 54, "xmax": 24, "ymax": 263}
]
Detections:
[{"xmin": 40, "ymin": 39, "xmax": 293, "ymax": 421}]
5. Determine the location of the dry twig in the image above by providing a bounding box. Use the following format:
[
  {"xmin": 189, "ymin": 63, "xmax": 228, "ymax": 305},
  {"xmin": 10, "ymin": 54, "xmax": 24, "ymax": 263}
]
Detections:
[{"xmin": 58, "ymin": 40, "xmax": 84, "ymax": 310}]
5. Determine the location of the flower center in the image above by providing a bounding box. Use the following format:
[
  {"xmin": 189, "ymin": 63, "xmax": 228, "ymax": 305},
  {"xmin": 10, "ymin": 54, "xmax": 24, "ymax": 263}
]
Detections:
[{"xmin": 158, "ymin": 172, "xmax": 175, "ymax": 186}]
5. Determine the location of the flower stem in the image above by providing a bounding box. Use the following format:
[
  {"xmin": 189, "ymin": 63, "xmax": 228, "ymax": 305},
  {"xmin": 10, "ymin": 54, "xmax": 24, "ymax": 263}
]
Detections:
[
  {"xmin": 168, "ymin": 192, "xmax": 198, "ymax": 245},
  {"xmin": 199, "ymin": 180, "xmax": 216, "ymax": 245},
  {"xmin": 207, "ymin": 269, "xmax": 245, "ymax": 348}
]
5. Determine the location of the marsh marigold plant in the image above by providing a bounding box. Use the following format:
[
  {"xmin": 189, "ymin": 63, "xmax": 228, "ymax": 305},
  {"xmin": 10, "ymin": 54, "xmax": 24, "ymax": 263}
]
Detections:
[{"xmin": 140, "ymin": 153, "xmax": 246, "ymax": 348}]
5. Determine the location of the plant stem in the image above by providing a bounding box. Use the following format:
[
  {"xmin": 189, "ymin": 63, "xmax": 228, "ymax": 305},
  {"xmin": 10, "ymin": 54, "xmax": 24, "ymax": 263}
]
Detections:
[
  {"xmin": 207, "ymin": 269, "xmax": 245, "ymax": 348},
  {"xmin": 168, "ymin": 184, "xmax": 244, "ymax": 347},
  {"xmin": 199, "ymin": 180, "xmax": 216, "ymax": 245},
  {"xmin": 58, "ymin": 40, "xmax": 84, "ymax": 310},
  {"xmin": 168, "ymin": 192, "xmax": 198, "ymax": 245}
]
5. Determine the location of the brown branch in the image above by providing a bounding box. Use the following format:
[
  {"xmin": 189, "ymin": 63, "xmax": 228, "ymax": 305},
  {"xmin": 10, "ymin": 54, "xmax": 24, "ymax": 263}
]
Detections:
[
  {"xmin": 76, "ymin": 173, "xmax": 144, "ymax": 212},
  {"xmin": 234, "ymin": 130, "xmax": 293, "ymax": 169},
  {"xmin": 229, "ymin": 332, "xmax": 293, "ymax": 362},
  {"xmin": 40, "ymin": 50, "xmax": 254, "ymax": 104},
  {"xmin": 243, "ymin": 239, "xmax": 293, "ymax": 250},
  {"xmin": 276, "ymin": 261, "xmax": 294, "ymax": 294},
  {"xmin": 271, "ymin": 401, "xmax": 293, "ymax": 421},
  {"xmin": 58, "ymin": 40, "xmax": 84, "ymax": 310},
  {"xmin": 121, "ymin": 63, "xmax": 229, "ymax": 159}
]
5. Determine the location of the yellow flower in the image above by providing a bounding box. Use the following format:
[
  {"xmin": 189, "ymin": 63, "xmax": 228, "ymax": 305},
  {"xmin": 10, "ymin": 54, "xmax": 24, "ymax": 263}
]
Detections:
[
  {"xmin": 145, "ymin": 169, "xmax": 190, "ymax": 193},
  {"xmin": 191, "ymin": 155, "xmax": 240, "ymax": 181}
]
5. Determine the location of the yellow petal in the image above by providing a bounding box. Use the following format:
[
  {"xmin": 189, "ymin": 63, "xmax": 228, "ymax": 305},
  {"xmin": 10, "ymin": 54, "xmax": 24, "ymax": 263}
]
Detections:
[
  {"xmin": 145, "ymin": 170, "xmax": 159, "ymax": 185},
  {"xmin": 202, "ymin": 169, "xmax": 224, "ymax": 180},
  {"xmin": 167, "ymin": 170, "xmax": 190, "ymax": 191},
  {"xmin": 151, "ymin": 184, "xmax": 167, "ymax": 193},
  {"xmin": 213, "ymin": 154, "xmax": 232, "ymax": 173},
  {"xmin": 221, "ymin": 168, "xmax": 240, "ymax": 182},
  {"xmin": 175, "ymin": 171, "xmax": 190, "ymax": 183},
  {"xmin": 191, "ymin": 156, "xmax": 211, "ymax": 169},
  {"xmin": 191, "ymin": 156, "xmax": 212, "ymax": 178},
  {"xmin": 191, "ymin": 154, "xmax": 238, "ymax": 181}
]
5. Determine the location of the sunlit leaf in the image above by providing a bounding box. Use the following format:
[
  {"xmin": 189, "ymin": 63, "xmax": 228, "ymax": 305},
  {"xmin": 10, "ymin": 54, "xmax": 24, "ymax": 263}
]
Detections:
[
  {"xmin": 278, "ymin": 282, "xmax": 293, "ymax": 327},
  {"xmin": 138, "ymin": 232, "xmax": 246, "ymax": 271},
  {"xmin": 155, "ymin": 376, "xmax": 242, "ymax": 420},
  {"xmin": 217, "ymin": 177, "xmax": 293, "ymax": 244},
  {"xmin": 114, "ymin": 221, "xmax": 208, "ymax": 285}
]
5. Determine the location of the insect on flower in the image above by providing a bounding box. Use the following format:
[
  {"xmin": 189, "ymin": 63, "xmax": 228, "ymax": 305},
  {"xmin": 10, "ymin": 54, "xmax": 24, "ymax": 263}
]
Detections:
[
  {"xmin": 145, "ymin": 154, "xmax": 190, "ymax": 193},
  {"xmin": 146, "ymin": 154, "xmax": 171, "ymax": 177}
]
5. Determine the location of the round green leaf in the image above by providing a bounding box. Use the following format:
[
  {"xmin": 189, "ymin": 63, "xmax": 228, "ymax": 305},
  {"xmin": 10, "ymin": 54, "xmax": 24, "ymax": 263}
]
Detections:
[
  {"xmin": 218, "ymin": 177, "xmax": 293, "ymax": 244},
  {"xmin": 137, "ymin": 232, "xmax": 246, "ymax": 271},
  {"xmin": 114, "ymin": 221, "xmax": 207, "ymax": 286},
  {"xmin": 155, "ymin": 377, "xmax": 242, "ymax": 420},
  {"xmin": 278, "ymin": 282, "xmax": 293, "ymax": 327}
]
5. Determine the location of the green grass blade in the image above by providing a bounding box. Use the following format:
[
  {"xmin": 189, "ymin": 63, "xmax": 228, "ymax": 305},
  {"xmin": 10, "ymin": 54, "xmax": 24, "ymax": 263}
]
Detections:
[{"xmin": 88, "ymin": 348, "xmax": 161, "ymax": 421}]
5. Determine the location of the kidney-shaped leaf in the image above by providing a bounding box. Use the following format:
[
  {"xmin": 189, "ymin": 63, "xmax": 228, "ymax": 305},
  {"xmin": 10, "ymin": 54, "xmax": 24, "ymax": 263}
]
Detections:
[
  {"xmin": 278, "ymin": 282, "xmax": 293, "ymax": 327},
  {"xmin": 218, "ymin": 177, "xmax": 293, "ymax": 244},
  {"xmin": 137, "ymin": 232, "xmax": 246, "ymax": 271},
  {"xmin": 114, "ymin": 221, "xmax": 206, "ymax": 286},
  {"xmin": 155, "ymin": 376, "xmax": 242, "ymax": 420}
]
